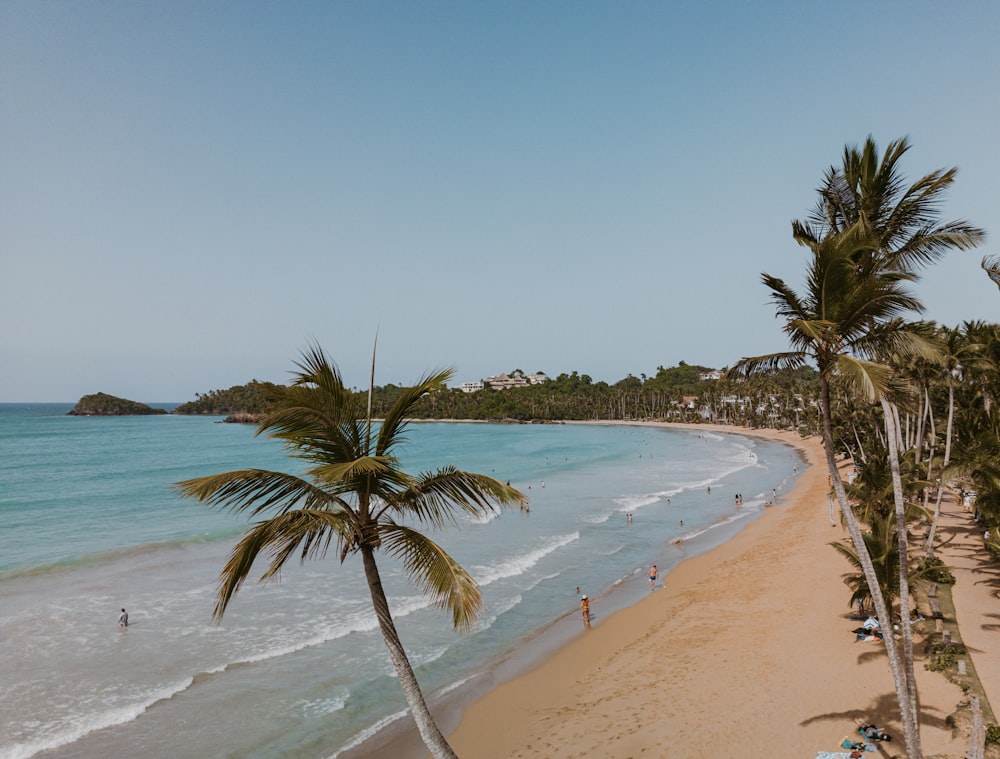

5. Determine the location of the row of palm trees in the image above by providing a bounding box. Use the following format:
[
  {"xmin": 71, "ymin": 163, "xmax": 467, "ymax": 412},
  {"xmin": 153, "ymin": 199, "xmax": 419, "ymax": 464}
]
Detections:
[{"xmin": 732, "ymin": 135, "xmax": 994, "ymax": 759}]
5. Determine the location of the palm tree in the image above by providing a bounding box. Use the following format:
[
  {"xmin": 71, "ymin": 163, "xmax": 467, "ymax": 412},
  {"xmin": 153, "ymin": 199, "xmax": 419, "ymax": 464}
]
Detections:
[
  {"xmin": 791, "ymin": 136, "xmax": 983, "ymax": 757},
  {"xmin": 923, "ymin": 325, "xmax": 989, "ymax": 556},
  {"xmin": 175, "ymin": 345, "xmax": 525, "ymax": 759},
  {"xmin": 729, "ymin": 221, "xmax": 931, "ymax": 757}
]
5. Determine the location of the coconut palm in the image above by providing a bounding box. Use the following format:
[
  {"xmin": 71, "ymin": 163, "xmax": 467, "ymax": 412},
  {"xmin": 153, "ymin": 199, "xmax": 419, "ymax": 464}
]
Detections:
[
  {"xmin": 729, "ymin": 220, "xmax": 932, "ymax": 756},
  {"xmin": 792, "ymin": 137, "xmax": 982, "ymax": 757},
  {"xmin": 175, "ymin": 345, "xmax": 525, "ymax": 759}
]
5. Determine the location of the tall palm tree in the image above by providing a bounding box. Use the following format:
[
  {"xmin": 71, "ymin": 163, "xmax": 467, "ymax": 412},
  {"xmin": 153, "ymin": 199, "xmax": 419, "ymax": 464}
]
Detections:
[
  {"xmin": 923, "ymin": 325, "xmax": 989, "ymax": 556},
  {"xmin": 175, "ymin": 346, "xmax": 525, "ymax": 759},
  {"xmin": 729, "ymin": 222, "xmax": 930, "ymax": 757},
  {"xmin": 793, "ymin": 136, "xmax": 983, "ymax": 757}
]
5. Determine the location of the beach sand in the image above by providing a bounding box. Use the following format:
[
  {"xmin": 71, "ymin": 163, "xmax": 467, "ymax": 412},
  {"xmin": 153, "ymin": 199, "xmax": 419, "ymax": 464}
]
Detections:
[{"xmin": 436, "ymin": 424, "xmax": 975, "ymax": 758}]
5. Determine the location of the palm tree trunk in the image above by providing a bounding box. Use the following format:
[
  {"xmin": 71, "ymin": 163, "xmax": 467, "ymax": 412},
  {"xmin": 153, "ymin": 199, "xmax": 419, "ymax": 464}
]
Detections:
[
  {"xmin": 881, "ymin": 398, "xmax": 922, "ymax": 756},
  {"xmin": 852, "ymin": 423, "xmax": 868, "ymax": 464},
  {"xmin": 820, "ymin": 379, "xmax": 919, "ymax": 758},
  {"xmin": 361, "ymin": 546, "xmax": 458, "ymax": 759},
  {"xmin": 926, "ymin": 375, "xmax": 956, "ymax": 557}
]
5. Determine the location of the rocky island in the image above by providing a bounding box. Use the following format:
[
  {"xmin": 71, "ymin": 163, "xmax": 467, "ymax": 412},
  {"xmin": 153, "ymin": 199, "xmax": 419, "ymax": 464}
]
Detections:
[{"xmin": 68, "ymin": 392, "xmax": 169, "ymax": 416}]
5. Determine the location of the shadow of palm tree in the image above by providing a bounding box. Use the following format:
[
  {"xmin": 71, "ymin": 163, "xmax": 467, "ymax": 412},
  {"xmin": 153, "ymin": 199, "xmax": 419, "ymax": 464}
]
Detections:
[
  {"xmin": 800, "ymin": 690, "xmax": 954, "ymax": 754},
  {"xmin": 981, "ymin": 612, "xmax": 1000, "ymax": 633}
]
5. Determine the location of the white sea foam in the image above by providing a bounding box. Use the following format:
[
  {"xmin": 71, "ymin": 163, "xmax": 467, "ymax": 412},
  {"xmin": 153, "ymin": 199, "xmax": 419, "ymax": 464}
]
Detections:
[
  {"xmin": 232, "ymin": 606, "xmax": 385, "ymax": 666},
  {"xmin": 436, "ymin": 673, "xmax": 479, "ymax": 696},
  {"xmin": 476, "ymin": 593, "xmax": 523, "ymax": 631},
  {"xmin": 298, "ymin": 692, "xmax": 349, "ymax": 719},
  {"xmin": 0, "ymin": 678, "xmax": 194, "ymax": 759},
  {"xmin": 473, "ymin": 533, "xmax": 579, "ymax": 586},
  {"xmin": 326, "ymin": 708, "xmax": 410, "ymax": 759},
  {"xmin": 522, "ymin": 570, "xmax": 560, "ymax": 593}
]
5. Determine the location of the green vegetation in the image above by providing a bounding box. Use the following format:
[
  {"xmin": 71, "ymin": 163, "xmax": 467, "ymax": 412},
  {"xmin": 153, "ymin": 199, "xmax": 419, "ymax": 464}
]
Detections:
[
  {"xmin": 68, "ymin": 392, "xmax": 167, "ymax": 416},
  {"xmin": 925, "ymin": 637, "xmax": 967, "ymax": 672},
  {"xmin": 170, "ymin": 365, "xmax": 825, "ymax": 427},
  {"xmin": 172, "ymin": 380, "xmax": 283, "ymax": 417}
]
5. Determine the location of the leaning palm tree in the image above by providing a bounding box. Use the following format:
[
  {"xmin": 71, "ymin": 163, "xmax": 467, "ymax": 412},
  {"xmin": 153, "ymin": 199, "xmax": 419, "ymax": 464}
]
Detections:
[
  {"xmin": 729, "ymin": 222, "xmax": 930, "ymax": 757},
  {"xmin": 175, "ymin": 345, "xmax": 525, "ymax": 759},
  {"xmin": 792, "ymin": 136, "xmax": 983, "ymax": 757}
]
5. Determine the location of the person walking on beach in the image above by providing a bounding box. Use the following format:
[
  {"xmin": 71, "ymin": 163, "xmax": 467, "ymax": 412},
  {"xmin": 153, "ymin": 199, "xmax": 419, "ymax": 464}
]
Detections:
[
  {"xmin": 580, "ymin": 595, "xmax": 591, "ymax": 627},
  {"xmin": 649, "ymin": 564, "xmax": 658, "ymax": 590},
  {"xmin": 118, "ymin": 608, "xmax": 128, "ymax": 628}
]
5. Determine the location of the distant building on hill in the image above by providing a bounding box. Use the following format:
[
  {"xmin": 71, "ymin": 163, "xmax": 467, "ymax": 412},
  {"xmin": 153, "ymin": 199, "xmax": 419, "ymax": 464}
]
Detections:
[{"xmin": 458, "ymin": 371, "xmax": 549, "ymax": 393}]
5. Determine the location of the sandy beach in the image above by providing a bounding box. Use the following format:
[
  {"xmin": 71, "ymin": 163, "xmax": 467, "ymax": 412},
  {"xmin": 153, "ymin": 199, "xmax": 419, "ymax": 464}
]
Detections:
[{"xmin": 436, "ymin": 424, "xmax": 987, "ymax": 758}]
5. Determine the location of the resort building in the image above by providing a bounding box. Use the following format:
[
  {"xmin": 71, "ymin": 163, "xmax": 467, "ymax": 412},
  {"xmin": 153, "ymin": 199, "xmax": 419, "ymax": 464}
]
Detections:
[{"xmin": 459, "ymin": 372, "xmax": 549, "ymax": 393}]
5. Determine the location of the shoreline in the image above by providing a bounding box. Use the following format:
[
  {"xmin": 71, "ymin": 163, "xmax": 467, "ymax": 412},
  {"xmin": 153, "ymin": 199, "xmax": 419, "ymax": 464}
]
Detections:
[
  {"xmin": 346, "ymin": 423, "xmax": 815, "ymax": 757},
  {"xmin": 339, "ymin": 422, "xmax": 806, "ymax": 759},
  {"xmin": 379, "ymin": 422, "xmax": 970, "ymax": 759}
]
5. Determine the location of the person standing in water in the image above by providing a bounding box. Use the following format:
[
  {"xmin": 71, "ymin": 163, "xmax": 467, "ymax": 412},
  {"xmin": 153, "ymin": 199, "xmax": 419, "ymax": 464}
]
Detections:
[
  {"xmin": 649, "ymin": 564, "xmax": 658, "ymax": 590},
  {"xmin": 118, "ymin": 608, "xmax": 128, "ymax": 628},
  {"xmin": 580, "ymin": 595, "xmax": 591, "ymax": 627}
]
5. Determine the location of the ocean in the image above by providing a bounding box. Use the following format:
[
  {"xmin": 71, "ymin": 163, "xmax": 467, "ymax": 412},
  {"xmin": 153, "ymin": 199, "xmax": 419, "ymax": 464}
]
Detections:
[{"xmin": 0, "ymin": 404, "xmax": 803, "ymax": 759}]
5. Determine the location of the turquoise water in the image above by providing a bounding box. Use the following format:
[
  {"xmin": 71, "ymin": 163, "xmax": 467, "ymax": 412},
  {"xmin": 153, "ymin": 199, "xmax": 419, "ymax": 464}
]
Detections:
[{"xmin": 0, "ymin": 405, "xmax": 802, "ymax": 758}]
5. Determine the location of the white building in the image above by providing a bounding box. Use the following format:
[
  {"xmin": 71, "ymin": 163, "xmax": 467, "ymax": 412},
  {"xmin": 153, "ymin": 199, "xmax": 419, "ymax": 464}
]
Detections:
[{"xmin": 459, "ymin": 372, "xmax": 549, "ymax": 392}]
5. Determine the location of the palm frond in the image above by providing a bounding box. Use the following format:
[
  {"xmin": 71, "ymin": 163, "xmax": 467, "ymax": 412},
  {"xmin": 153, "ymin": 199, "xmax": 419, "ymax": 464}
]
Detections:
[
  {"xmin": 378, "ymin": 468, "xmax": 525, "ymax": 527},
  {"xmin": 727, "ymin": 352, "xmax": 807, "ymax": 379},
  {"xmin": 983, "ymin": 256, "xmax": 1000, "ymax": 291},
  {"xmin": 213, "ymin": 508, "xmax": 357, "ymax": 619},
  {"xmin": 376, "ymin": 368, "xmax": 455, "ymax": 456},
  {"xmin": 174, "ymin": 469, "xmax": 345, "ymax": 518},
  {"xmin": 309, "ymin": 456, "xmax": 401, "ymax": 487},
  {"xmin": 379, "ymin": 523, "xmax": 483, "ymax": 631},
  {"xmin": 833, "ymin": 355, "xmax": 893, "ymax": 403},
  {"xmin": 260, "ymin": 344, "xmax": 366, "ymax": 463}
]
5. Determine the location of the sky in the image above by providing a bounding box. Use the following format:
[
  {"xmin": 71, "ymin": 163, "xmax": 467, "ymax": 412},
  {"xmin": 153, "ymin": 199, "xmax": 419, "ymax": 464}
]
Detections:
[{"xmin": 2, "ymin": 1, "xmax": 999, "ymax": 402}]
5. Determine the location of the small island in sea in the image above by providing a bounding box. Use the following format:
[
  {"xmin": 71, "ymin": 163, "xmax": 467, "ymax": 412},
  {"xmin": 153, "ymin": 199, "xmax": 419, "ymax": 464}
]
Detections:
[{"xmin": 68, "ymin": 392, "xmax": 168, "ymax": 416}]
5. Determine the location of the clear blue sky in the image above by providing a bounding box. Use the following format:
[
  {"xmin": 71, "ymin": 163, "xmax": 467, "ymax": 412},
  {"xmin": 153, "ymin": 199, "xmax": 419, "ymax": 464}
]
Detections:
[{"xmin": 2, "ymin": 1, "xmax": 998, "ymax": 402}]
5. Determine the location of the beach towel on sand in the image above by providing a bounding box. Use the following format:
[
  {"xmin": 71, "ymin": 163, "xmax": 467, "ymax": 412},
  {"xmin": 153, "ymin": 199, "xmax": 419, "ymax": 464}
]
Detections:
[{"xmin": 814, "ymin": 752, "xmax": 852, "ymax": 759}]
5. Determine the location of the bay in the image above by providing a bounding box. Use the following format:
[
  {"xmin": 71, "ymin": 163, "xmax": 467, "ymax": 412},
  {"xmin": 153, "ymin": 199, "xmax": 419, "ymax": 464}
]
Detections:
[{"xmin": 0, "ymin": 405, "xmax": 801, "ymax": 758}]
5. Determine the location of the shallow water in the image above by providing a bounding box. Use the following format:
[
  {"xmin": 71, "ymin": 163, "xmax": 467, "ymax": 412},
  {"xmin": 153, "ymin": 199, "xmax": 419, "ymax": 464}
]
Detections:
[{"xmin": 0, "ymin": 406, "xmax": 801, "ymax": 758}]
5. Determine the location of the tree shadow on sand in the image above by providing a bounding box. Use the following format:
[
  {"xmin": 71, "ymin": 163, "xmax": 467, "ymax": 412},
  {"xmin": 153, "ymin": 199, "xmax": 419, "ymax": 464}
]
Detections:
[{"xmin": 800, "ymin": 691, "xmax": 954, "ymax": 755}]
